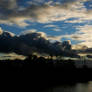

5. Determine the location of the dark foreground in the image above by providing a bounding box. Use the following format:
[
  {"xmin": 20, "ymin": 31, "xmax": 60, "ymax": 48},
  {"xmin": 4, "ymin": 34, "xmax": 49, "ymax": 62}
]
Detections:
[{"xmin": 0, "ymin": 56, "xmax": 92, "ymax": 92}]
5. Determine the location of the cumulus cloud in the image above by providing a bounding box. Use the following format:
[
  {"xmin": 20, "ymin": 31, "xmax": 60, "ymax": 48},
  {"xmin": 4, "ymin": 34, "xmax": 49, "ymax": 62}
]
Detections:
[{"xmin": 0, "ymin": 28, "xmax": 78, "ymax": 57}]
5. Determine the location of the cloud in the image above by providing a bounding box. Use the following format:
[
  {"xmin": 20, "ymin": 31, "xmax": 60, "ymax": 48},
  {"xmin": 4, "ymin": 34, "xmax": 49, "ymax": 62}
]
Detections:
[
  {"xmin": 76, "ymin": 25, "xmax": 92, "ymax": 47},
  {"xmin": 72, "ymin": 44, "xmax": 88, "ymax": 50},
  {"xmin": 0, "ymin": 28, "xmax": 78, "ymax": 57},
  {"xmin": 44, "ymin": 24, "xmax": 58, "ymax": 28},
  {"xmin": 0, "ymin": 0, "xmax": 91, "ymax": 27},
  {"xmin": 0, "ymin": 27, "xmax": 3, "ymax": 35},
  {"xmin": 20, "ymin": 29, "xmax": 37, "ymax": 35},
  {"xmin": 62, "ymin": 24, "xmax": 92, "ymax": 48},
  {"xmin": 0, "ymin": 53, "xmax": 25, "ymax": 60},
  {"xmin": 48, "ymin": 35, "xmax": 63, "ymax": 41},
  {"xmin": 44, "ymin": 24, "xmax": 61, "ymax": 31},
  {"xmin": 52, "ymin": 28, "xmax": 61, "ymax": 32},
  {"xmin": 0, "ymin": 29, "xmax": 15, "ymax": 53}
]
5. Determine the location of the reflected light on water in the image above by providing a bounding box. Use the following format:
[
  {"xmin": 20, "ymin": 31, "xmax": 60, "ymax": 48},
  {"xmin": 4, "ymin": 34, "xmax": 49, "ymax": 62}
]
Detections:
[{"xmin": 44, "ymin": 81, "xmax": 92, "ymax": 92}]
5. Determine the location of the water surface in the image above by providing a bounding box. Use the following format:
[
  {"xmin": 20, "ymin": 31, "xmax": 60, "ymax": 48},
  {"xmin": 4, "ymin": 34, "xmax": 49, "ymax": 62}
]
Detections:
[{"xmin": 44, "ymin": 81, "xmax": 92, "ymax": 92}]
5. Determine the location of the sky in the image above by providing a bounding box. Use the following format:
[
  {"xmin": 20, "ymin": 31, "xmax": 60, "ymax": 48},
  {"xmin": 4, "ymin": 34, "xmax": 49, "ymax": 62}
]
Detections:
[{"xmin": 0, "ymin": 0, "xmax": 92, "ymax": 58}]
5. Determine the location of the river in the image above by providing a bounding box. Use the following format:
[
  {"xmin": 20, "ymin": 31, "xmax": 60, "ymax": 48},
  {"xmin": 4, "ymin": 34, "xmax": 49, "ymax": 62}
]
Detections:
[{"xmin": 43, "ymin": 81, "xmax": 92, "ymax": 92}]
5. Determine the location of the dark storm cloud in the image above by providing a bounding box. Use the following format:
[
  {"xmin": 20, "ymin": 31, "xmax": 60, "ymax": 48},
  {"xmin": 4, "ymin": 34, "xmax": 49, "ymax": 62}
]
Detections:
[{"xmin": 0, "ymin": 29, "xmax": 78, "ymax": 57}]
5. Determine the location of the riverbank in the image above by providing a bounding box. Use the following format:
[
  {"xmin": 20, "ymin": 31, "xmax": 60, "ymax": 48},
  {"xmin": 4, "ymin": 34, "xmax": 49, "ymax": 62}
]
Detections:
[{"xmin": 0, "ymin": 57, "xmax": 92, "ymax": 92}]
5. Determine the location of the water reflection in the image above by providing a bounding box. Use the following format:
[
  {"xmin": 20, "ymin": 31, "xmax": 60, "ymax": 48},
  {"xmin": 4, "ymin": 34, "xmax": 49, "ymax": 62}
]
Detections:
[{"xmin": 44, "ymin": 81, "xmax": 92, "ymax": 92}]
